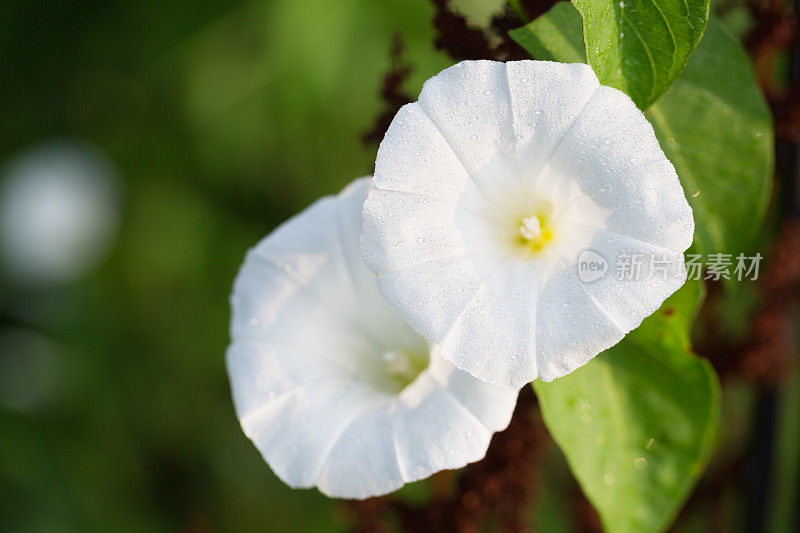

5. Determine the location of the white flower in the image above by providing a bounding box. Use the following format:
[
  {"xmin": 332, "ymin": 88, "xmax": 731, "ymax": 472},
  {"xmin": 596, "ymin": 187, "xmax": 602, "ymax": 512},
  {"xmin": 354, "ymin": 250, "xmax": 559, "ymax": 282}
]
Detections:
[
  {"xmin": 361, "ymin": 60, "xmax": 694, "ymax": 389},
  {"xmin": 227, "ymin": 178, "xmax": 517, "ymax": 500}
]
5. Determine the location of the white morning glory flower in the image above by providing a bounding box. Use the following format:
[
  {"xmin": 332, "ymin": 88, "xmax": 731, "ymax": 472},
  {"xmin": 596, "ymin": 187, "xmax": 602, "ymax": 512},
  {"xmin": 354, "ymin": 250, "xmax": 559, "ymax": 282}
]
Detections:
[
  {"xmin": 227, "ymin": 178, "xmax": 517, "ymax": 500},
  {"xmin": 361, "ymin": 60, "xmax": 694, "ymax": 389}
]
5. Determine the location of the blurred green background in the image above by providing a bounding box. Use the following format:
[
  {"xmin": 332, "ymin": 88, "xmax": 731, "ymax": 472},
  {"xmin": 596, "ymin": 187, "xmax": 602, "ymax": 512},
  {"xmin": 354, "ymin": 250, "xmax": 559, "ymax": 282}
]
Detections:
[{"xmin": 1, "ymin": 1, "xmax": 797, "ymax": 531}]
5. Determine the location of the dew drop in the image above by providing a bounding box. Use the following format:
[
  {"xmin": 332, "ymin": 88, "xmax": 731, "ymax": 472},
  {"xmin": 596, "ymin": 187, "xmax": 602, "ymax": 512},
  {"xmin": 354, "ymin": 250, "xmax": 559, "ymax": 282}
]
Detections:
[{"xmin": 416, "ymin": 237, "xmax": 426, "ymax": 245}]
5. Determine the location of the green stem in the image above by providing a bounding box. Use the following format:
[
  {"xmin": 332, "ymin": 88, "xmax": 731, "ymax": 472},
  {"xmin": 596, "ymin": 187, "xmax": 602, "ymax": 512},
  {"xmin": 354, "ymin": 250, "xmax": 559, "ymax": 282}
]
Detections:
[{"xmin": 507, "ymin": 0, "xmax": 529, "ymax": 22}]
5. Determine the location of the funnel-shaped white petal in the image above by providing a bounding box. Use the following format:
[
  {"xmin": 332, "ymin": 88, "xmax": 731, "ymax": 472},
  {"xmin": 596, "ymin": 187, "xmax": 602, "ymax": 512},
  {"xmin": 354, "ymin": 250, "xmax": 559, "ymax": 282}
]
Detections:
[
  {"xmin": 362, "ymin": 60, "xmax": 694, "ymax": 389},
  {"xmin": 228, "ymin": 178, "xmax": 517, "ymax": 499}
]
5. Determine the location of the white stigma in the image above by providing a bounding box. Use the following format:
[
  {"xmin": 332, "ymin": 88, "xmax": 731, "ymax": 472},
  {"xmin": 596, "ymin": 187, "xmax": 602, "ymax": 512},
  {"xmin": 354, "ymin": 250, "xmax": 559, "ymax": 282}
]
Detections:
[{"xmin": 519, "ymin": 216, "xmax": 542, "ymax": 241}]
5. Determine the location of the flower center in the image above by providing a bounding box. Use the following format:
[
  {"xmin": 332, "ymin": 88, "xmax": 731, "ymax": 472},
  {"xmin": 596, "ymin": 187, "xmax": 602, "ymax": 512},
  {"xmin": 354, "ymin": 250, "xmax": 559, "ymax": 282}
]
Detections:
[
  {"xmin": 519, "ymin": 216, "xmax": 541, "ymax": 240},
  {"xmin": 380, "ymin": 348, "xmax": 429, "ymax": 393},
  {"xmin": 515, "ymin": 210, "xmax": 554, "ymax": 254}
]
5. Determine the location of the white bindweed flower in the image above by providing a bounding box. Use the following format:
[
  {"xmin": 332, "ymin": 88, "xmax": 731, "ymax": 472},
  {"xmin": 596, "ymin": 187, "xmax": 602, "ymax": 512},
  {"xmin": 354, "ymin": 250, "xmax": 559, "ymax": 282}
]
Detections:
[
  {"xmin": 361, "ymin": 60, "xmax": 694, "ymax": 389},
  {"xmin": 227, "ymin": 178, "xmax": 517, "ymax": 500}
]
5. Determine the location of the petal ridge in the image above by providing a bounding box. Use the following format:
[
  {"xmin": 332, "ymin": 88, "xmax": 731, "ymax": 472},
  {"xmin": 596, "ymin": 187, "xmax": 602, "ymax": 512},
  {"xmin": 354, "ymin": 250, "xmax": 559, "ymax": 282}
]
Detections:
[{"xmin": 415, "ymin": 100, "xmax": 502, "ymax": 205}]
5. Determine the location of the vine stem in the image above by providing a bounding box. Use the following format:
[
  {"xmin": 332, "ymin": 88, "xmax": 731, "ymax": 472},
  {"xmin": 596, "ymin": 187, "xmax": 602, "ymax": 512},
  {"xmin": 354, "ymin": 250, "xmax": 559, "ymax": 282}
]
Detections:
[{"xmin": 507, "ymin": 0, "xmax": 530, "ymax": 22}]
